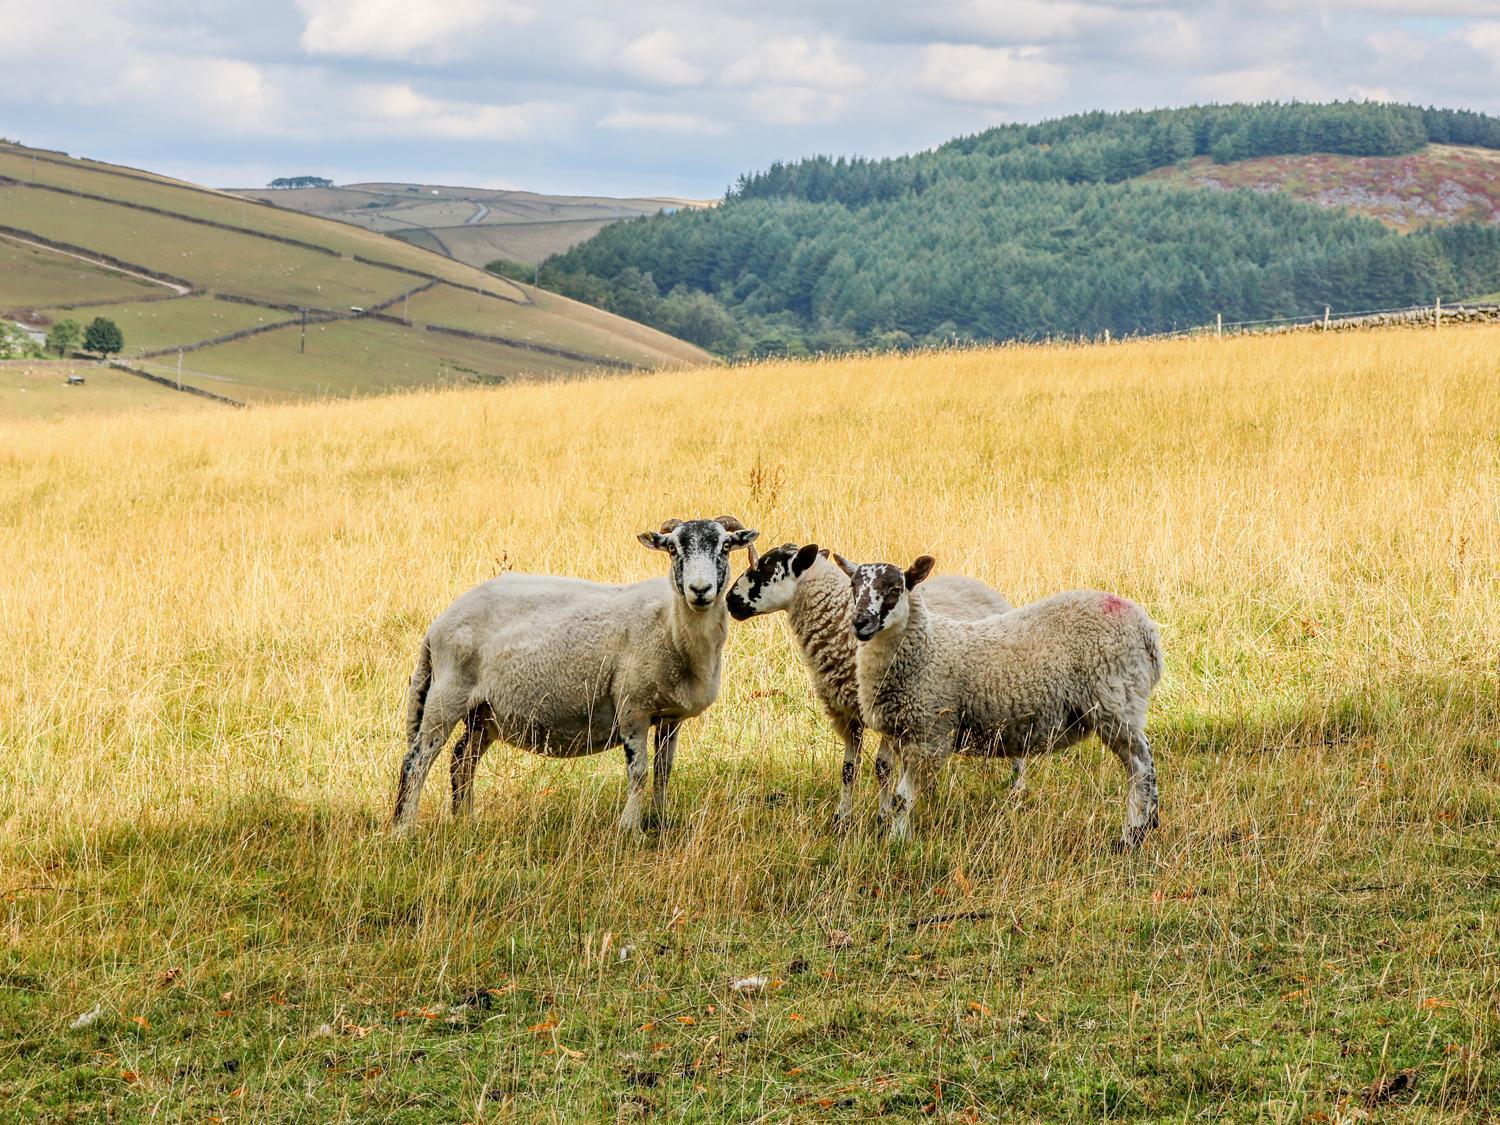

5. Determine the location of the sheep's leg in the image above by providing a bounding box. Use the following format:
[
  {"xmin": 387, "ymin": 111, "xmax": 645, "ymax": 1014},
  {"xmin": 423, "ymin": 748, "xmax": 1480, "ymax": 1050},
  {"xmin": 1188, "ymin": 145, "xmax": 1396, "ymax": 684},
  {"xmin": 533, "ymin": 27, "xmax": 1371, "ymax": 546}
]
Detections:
[
  {"xmin": 889, "ymin": 745, "xmax": 940, "ymax": 842},
  {"xmin": 1109, "ymin": 729, "xmax": 1159, "ymax": 853},
  {"xmin": 651, "ymin": 719, "xmax": 680, "ymax": 819},
  {"xmin": 831, "ymin": 715, "xmax": 864, "ymax": 828},
  {"xmin": 392, "ymin": 682, "xmax": 468, "ymax": 832},
  {"xmin": 875, "ymin": 736, "xmax": 902, "ymax": 823},
  {"xmin": 617, "ymin": 718, "xmax": 652, "ymax": 836},
  {"xmin": 450, "ymin": 710, "xmax": 496, "ymax": 817}
]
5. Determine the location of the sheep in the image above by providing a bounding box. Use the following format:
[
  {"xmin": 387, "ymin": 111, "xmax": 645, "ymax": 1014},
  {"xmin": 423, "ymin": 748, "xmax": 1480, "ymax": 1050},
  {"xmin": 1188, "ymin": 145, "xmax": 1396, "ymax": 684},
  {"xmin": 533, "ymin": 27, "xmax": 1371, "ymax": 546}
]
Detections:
[
  {"xmin": 727, "ymin": 542, "xmax": 1020, "ymax": 825},
  {"xmin": 841, "ymin": 554, "xmax": 1163, "ymax": 848},
  {"xmin": 392, "ymin": 516, "xmax": 760, "ymax": 835}
]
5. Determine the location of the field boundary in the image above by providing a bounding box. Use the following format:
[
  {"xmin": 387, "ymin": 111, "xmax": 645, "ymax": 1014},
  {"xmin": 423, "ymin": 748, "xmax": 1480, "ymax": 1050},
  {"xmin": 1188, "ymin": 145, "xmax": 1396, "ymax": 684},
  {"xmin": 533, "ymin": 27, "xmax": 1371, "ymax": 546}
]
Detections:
[
  {"xmin": 351, "ymin": 258, "xmax": 530, "ymax": 306},
  {"xmin": 0, "ymin": 226, "xmax": 197, "ymax": 293},
  {"xmin": 0, "ymin": 176, "xmax": 342, "ymax": 257},
  {"xmin": 423, "ymin": 322, "xmax": 639, "ymax": 370},
  {"xmin": 108, "ymin": 360, "xmax": 245, "ymax": 407}
]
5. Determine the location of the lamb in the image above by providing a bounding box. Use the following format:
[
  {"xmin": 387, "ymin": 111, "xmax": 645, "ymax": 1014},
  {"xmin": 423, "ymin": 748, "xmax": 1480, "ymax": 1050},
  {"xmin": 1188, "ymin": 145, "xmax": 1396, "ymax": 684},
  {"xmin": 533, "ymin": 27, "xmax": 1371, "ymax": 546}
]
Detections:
[
  {"xmin": 392, "ymin": 516, "xmax": 760, "ymax": 835},
  {"xmin": 727, "ymin": 542, "xmax": 1020, "ymax": 825},
  {"xmin": 841, "ymin": 554, "xmax": 1163, "ymax": 847}
]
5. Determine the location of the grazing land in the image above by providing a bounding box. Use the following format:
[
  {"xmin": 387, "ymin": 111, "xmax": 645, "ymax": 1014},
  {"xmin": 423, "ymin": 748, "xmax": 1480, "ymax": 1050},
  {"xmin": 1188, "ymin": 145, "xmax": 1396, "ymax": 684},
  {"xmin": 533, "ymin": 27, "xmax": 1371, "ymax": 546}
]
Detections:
[
  {"xmin": 234, "ymin": 181, "xmax": 711, "ymax": 267},
  {"xmin": 1, "ymin": 325, "xmax": 1496, "ymax": 1120},
  {"xmin": 0, "ymin": 144, "xmax": 709, "ymax": 413}
]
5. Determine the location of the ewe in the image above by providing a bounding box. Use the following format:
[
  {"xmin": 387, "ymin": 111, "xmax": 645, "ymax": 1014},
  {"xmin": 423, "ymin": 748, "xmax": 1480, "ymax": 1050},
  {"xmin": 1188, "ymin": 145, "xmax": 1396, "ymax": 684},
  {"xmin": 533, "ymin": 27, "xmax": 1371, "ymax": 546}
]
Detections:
[
  {"xmin": 728, "ymin": 542, "xmax": 1019, "ymax": 825},
  {"xmin": 393, "ymin": 516, "xmax": 759, "ymax": 835},
  {"xmin": 843, "ymin": 555, "xmax": 1162, "ymax": 847}
]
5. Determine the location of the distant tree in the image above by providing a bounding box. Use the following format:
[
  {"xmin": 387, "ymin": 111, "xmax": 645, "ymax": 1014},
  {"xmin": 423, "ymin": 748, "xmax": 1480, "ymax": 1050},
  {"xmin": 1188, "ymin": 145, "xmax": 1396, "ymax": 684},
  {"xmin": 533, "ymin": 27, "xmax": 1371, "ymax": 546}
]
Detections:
[
  {"xmin": 46, "ymin": 318, "xmax": 83, "ymax": 357},
  {"xmin": 83, "ymin": 317, "xmax": 124, "ymax": 357},
  {"xmin": 485, "ymin": 258, "xmax": 534, "ymax": 283},
  {"xmin": 268, "ymin": 176, "xmax": 333, "ymax": 189},
  {"xmin": 0, "ymin": 322, "xmax": 44, "ymax": 360}
]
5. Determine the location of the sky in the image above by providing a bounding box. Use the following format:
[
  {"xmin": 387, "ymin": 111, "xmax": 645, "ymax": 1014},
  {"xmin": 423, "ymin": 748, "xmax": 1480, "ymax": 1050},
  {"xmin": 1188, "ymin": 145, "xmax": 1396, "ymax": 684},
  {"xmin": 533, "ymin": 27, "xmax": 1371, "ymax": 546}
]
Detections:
[{"xmin": 2, "ymin": 1, "xmax": 1499, "ymax": 198}]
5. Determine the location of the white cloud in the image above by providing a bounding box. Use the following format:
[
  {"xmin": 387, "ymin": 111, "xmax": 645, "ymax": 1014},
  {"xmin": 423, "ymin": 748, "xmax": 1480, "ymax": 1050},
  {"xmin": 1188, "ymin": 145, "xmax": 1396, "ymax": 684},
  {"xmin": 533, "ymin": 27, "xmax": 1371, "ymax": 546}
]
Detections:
[
  {"xmin": 1190, "ymin": 63, "xmax": 1337, "ymax": 102},
  {"xmin": 355, "ymin": 84, "xmax": 567, "ymax": 140},
  {"xmin": 724, "ymin": 35, "xmax": 866, "ymax": 91},
  {"xmin": 616, "ymin": 30, "xmax": 705, "ymax": 87},
  {"xmin": 1466, "ymin": 21, "xmax": 1500, "ymax": 67},
  {"xmin": 746, "ymin": 86, "xmax": 848, "ymax": 126},
  {"xmin": 916, "ymin": 1, "xmax": 1120, "ymax": 44},
  {"xmin": 598, "ymin": 109, "xmax": 727, "ymax": 135},
  {"xmin": 297, "ymin": 0, "xmax": 531, "ymax": 62},
  {"xmin": 917, "ymin": 44, "xmax": 1068, "ymax": 106}
]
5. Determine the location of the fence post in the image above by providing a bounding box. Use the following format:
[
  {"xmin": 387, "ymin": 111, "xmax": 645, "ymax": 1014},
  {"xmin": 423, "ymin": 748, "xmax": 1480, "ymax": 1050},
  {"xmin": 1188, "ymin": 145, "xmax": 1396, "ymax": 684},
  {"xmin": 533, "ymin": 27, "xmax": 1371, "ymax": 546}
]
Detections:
[
  {"xmin": 1103, "ymin": 328, "xmax": 1110, "ymax": 345},
  {"xmin": 1323, "ymin": 306, "xmax": 1330, "ymax": 330},
  {"xmin": 1216, "ymin": 313, "xmax": 1222, "ymax": 338},
  {"xmin": 1435, "ymin": 297, "xmax": 1441, "ymax": 330}
]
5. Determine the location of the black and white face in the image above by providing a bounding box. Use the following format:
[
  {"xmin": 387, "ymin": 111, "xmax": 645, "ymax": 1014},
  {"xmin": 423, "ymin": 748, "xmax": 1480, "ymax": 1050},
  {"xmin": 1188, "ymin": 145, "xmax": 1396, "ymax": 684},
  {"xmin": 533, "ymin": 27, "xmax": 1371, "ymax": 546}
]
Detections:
[
  {"xmin": 639, "ymin": 517, "xmax": 760, "ymax": 611},
  {"xmin": 726, "ymin": 543, "xmax": 821, "ymax": 621},
  {"xmin": 845, "ymin": 556, "xmax": 935, "ymax": 641}
]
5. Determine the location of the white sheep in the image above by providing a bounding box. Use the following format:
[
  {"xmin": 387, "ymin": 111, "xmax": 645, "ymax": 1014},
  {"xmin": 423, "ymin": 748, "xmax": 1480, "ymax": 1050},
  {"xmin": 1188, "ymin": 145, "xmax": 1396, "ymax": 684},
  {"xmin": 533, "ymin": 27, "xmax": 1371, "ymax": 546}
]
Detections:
[
  {"xmin": 727, "ymin": 542, "xmax": 1019, "ymax": 825},
  {"xmin": 392, "ymin": 516, "xmax": 759, "ymax": 835},
  {"xmin": 842, "ymin": 555, "xmax": 1163, "ymax": 847}
]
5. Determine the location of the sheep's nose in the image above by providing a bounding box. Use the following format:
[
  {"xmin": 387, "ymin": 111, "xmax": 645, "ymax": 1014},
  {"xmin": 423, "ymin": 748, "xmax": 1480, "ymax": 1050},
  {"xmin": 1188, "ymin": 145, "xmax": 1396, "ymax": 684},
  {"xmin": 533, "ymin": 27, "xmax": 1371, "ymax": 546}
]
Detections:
[{"xmin": 689, "ymin": 582, "xmax": 713, "ymax": 599}]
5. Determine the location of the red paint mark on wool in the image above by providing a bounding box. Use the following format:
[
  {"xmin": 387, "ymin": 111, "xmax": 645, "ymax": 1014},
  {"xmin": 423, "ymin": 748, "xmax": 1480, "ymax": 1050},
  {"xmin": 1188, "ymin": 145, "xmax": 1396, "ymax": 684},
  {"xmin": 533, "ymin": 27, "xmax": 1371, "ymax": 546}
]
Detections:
[{"xmin": 1101, "ymin": 594, "xmax": 1128, "ymax": 616}]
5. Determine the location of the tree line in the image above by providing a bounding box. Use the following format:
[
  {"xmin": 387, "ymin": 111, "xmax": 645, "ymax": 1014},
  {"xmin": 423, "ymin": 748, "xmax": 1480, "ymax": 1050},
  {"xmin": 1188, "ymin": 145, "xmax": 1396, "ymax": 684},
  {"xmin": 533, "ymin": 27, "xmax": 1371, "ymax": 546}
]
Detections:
[{"xmin": 526, "ymin": 102, "xmax": 1500, "ymax": 357}]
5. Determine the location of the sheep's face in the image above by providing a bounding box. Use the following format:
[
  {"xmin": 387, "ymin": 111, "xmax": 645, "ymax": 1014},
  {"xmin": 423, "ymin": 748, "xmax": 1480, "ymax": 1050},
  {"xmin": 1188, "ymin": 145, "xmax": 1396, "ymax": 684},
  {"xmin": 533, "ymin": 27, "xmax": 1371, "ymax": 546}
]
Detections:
[
  {"xmin": 639, "ymin": 517, "xmax": 760, "ymax": 611},
  {"xmin": 844, "ymin": 556, "xmax": 935, "ymax": 641},
  {"xmin": 727, "ymin": 543, "xmax": 821, "ymax": 620}
]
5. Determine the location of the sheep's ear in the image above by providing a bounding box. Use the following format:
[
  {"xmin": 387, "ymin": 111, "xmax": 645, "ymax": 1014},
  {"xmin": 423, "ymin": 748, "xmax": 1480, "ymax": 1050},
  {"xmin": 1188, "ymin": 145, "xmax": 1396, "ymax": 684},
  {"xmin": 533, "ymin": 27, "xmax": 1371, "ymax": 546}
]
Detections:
[
  {"xmin": 818, "ymin": 548, "xmax": 830, "ymax": 560},
  {"xmin": 638, "ymin": 530, "xmax": 674, "ymax": 552},
  {"xmin": 832, "ymin": 552, "xmax": 858, "ymax": 577},
  {"xmin": 792, "ymin": 543, "xmax": 820, "ymax": 576},
  {"xmin": 905, "ymin": 556, "xmax": 936, "ymax": 589},
  {"xmin": 724, "ymin": 527, "xmax": 760, "ymax": 552}
]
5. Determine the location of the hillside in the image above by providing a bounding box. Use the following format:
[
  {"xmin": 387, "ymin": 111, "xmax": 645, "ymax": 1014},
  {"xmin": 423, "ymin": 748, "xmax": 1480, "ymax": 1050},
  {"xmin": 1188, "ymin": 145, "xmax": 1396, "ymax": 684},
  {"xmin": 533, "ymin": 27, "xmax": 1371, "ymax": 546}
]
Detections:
[
  {"xmin": 233, "ymin": 181, "xmax": 711, "ymax": 268},
  {"xmin": 541, "ymin": 102, "xmax": 1500, "ymax": 356},
  {"xmin": 3, "ymin": 325, "xmax": 1497, "ymax": 1118},
  {"xmin": 1141, "ymin": 143, "xmax": 1500, "ymax": 230},
  {"xmin": 0, "ymin": 143, "xmax": 710, "ymax": 411}
]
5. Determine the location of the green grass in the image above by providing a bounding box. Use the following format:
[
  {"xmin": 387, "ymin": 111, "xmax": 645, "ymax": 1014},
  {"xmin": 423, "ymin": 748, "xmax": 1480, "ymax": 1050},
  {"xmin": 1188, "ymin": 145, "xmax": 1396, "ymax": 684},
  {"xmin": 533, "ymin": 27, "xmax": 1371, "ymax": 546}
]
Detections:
[
  {"xmin": 404, "ymin": 285, "xmax": 706, "ymax": 367},
  {"xmin": 35, "ymin": 297, "xmax": 288, "ymax": 356},
  {"xmin": 0, "ymin": 150, "xmax": 522, "ymax": 301},
  {"xmin": 0, "ymin": 186, "xmax": 409, "ymax": 309},
  {"xmin": 0, "ymin": 238, "xmax": 163, "ymax": 308},
  {"xmin": 0, "ymin": 361, "xmax": 203, "ymax": 417},
  {"xmin": 133, "ymin": 317, "xmax": 601, "ymax": 400}
]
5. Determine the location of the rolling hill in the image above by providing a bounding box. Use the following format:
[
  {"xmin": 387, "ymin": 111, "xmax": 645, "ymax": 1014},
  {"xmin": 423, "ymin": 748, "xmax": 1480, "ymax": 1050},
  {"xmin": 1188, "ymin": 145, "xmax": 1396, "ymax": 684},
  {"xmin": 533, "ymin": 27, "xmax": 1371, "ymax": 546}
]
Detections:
[
  {"xmin": 233, "ymin": 181, "xmax": 711, "ymax": 268},
  {"xmin": 0, "ymin": 143, "xmax": 710, "ymax": 413},
  {"xmin": 540, "ymin": 102, "xmax": 1500, "ymax": 357},
  {"xmin": 1140, "ymin": 143, "xmax": 1500, "ymax": 230}
]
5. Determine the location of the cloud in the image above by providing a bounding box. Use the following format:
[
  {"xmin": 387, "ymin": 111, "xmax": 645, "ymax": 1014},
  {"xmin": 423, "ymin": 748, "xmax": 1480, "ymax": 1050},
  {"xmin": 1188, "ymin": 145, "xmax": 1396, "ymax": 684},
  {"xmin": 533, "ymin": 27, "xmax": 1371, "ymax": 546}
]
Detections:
[
  {"xmin": 616, "ymin": 30, "xmax": 705, "ymax": 87},
  {"xmin": 724, "ymin": 36, "xmax": 866, "ymax": 91},
  {"xmin": 1466, "ymin": 21, "xmax": 1500, "ymax": 67},
  {"xmin": 745, "ymin": 86, "xmax": 849, "ymax": 126},
  {"xmin": 598, "ymin": 109, "xmax": 728, "ymax": 135},
  {"xmin": 1189, "ymin": 63, "xmax": 1338, "ymax": 103},
  {"xmin": 297, "ymin": 0, "xmax": 531, "ymax": 62},
  {"xmin": 917, "ymin": 44, "xmax": 1068, "ymax": 106},
  {"xmin": 354, "ymin": 84, "xmax": 567, "ymax": 140}
]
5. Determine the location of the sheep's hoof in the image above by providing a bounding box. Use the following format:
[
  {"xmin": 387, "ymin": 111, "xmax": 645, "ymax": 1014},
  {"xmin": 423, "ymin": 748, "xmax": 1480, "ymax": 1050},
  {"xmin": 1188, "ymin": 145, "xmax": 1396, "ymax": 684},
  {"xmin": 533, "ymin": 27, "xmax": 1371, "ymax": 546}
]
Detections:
[
  {"xmin": 830, "ymin": 810, "xmax": 853, "ymax": 833},
  {"xmin": 389, "ymin": 819, "xmax": 416, "ymax": 840}
]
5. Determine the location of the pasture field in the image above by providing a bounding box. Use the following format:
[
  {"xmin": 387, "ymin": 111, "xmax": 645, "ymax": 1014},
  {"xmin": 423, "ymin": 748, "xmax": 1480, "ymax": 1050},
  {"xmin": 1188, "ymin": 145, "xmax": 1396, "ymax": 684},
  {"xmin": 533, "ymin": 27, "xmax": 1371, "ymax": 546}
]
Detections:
[
  {"xmin": 1, "ymin": 327, "xmax": 1497, "ymax": 1121},
  {"xmin": 0, "ymin": 362, "xmax": 203, "ymax": 419},
  {"xmin": 130, "ymin": 318, "xmax": 599, "ymax": 402},
  {"xmin": 0, "ymin": 238, "xmax": 163, "ymax": 308},
  {"xmin": 0, "ymin": 144, "xmax": 708, "ymax": 411},
  {"xmin": 33, "ymin": 297, "xmax": 288, "ymax": 357}
]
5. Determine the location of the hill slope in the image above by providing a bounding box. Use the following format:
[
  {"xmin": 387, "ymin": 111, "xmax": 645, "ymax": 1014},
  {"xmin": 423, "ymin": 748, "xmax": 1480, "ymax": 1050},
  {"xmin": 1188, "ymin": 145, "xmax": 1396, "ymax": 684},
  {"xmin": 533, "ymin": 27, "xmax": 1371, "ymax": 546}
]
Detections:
[
  {"xmin": 233, "ymin": 181, "xmax": 711, "ymax": 267},
  {"xmin": 540, "ymin": 102, "xmax": 1500, "ymax": 356},
  {"xmin": 0, "ymin": 144, "xmax": 710, "ymax": 411},
  {"xmin": 3, "ymin": 325, "xmax": 1497, "ymax": 1118},
  {"xmin": 1140, "ymin": 144, "xmax": 1500, "ymax": 230}
]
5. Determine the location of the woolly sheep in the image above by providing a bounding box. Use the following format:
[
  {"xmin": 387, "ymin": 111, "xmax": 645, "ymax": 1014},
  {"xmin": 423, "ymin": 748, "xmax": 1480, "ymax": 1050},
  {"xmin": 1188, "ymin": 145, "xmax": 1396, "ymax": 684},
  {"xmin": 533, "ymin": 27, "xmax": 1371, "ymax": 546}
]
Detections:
[
  {"xmin": 392, "ymin": 516, "xmax": 759, "ymax": 835},
  {"xmin": 842, "ymin": 554, "xmax": 1163, "ymax": 847},
  {"xmin": 727, "ymin": 542, "xmax": 1021, "ymax": 825}
]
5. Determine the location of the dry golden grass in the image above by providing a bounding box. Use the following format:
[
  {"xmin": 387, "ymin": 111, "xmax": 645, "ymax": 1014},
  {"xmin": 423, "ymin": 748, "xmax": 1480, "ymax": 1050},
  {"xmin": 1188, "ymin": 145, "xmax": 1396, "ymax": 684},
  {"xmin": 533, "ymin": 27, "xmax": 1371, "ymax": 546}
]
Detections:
[{"xmin": 1, "ymin": 326, "xmax": 1496, "ymax": 1121}]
